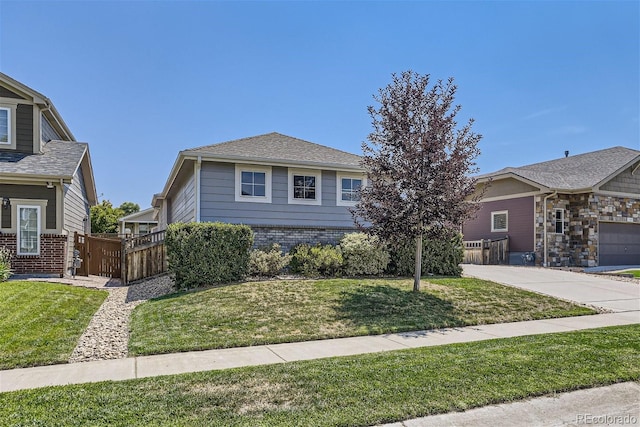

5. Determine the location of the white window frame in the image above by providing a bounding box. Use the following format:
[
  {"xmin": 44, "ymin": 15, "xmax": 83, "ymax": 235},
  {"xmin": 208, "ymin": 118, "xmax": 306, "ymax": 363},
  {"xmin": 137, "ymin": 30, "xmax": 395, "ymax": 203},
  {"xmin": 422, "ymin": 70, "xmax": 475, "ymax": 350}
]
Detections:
[
  {"xmin": 336, "ymin": 173, "xmax": 366, "ymax": 207},
  {"xmin": 554, "ymin": 208, "xmax": 565, "ymax": 234},
  {"xmin": 234, "ymin": 165, "xmax": 272, "ymax": 203},
  {"xmin": 288, "ymin": 168, "xmax": 322, "ymax": 206},
  {"xmin": 491, "ymin": 210, "xmax": 508, "ymax": 232},
  {"xmin": 0, "ymin": 106, "xmax": 12, "ymax": 146},
  {"xmin": 17, "ymin": 205, "xmax": 41, "ymax": 256}
]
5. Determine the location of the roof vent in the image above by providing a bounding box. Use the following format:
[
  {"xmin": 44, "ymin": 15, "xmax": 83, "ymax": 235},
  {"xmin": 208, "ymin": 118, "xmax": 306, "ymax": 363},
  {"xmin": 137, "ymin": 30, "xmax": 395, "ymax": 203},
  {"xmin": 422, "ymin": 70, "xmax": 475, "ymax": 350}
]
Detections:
[{"xmin": 564, "ymin": 150, "xmax": 569, "ymax": 158}]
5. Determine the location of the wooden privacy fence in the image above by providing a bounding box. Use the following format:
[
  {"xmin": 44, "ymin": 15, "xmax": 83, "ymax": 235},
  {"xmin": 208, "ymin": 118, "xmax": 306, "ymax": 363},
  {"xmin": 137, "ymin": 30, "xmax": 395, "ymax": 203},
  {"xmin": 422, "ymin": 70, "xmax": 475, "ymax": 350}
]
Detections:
[
  {"xmin": 75, "ymin": 230, "xmax": 167, "ymax": 283},
  {"xmin": 463, "ymin": 236, "xmax": 509, "ymax": 265},
  {"xmin": 122, "ymin": 230, "xmax": 167, "ymax": 284},
  {"xmin": 74, "ymin": 233, "xmax": 122, "ymax": 278}
]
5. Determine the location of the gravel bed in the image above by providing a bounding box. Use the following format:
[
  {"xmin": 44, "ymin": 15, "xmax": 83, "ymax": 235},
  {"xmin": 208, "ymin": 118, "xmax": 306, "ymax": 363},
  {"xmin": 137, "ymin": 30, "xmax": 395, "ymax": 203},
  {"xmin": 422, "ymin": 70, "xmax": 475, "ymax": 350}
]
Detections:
[{"xmin": 68, "ymin": 275, "xmax": 175, "ymax": 363}]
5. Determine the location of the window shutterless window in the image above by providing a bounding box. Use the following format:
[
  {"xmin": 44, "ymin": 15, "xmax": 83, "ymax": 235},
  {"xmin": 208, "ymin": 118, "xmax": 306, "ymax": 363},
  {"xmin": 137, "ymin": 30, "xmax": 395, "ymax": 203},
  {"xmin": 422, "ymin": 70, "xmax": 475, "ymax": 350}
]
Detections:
[
  {"xmin": 234, "ymin": 165, "xmax": 272, "ymax": 203},
  {"xmin": 554, "ymin": 209, "xmax": 564, "ymax": 234},
  {"xmin": 17, "ymin": 205, "xmax": 40, "ymax": 255},
  {"xmin": 491, "ymin": 210, "xmax": 508, "ymax": 232},
  {"xmin": 241, "ymin": 171, "xmax": 266, "ymax": 197},
  {"xmin": 0, "ymin": 108, "xmax": 10, "ymax": 144},
  {"xmin": 293, "ymin": 175, "xmax": 316, "ymax": 200},
  {"xmin": 336, "ymin": 173, "xmax": 366, "ymax": 206},
  {"xmin": 288, "ymin": 169, "xmax": 322, "ymax": 205}
]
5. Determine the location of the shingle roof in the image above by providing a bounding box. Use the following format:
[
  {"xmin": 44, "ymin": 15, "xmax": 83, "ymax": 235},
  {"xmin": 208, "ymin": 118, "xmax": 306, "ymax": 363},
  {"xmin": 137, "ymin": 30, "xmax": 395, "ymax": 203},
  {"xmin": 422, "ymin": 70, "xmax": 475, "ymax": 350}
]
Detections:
[
  {"xmin": 0, "ymin": 141, "xmax": 87, "ymax": 178},
  {"xmin": 184, "ymin": 132, "xmax": 362, "ymax": 169},
  {"xmin": 484, "ymin": 146, "xmax": 640, "ymax": 190}
]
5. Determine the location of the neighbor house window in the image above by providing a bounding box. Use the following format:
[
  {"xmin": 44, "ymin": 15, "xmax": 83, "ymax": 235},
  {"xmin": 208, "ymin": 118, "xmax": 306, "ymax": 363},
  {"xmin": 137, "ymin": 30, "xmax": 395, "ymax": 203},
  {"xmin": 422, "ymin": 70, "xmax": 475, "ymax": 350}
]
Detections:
[
  {"xmin": 336, "ymin": 173, "xmax": 366, "ymax": 206},
  {"xmin": 138, "ymin": 224, "xmax": 149, "ymax": 235},
  {"xmin": 0, "ymin": 107, "xmax": 10, "ymax": 145},
  {"xmin": 17, "ymin": 205, "xmax": 40, "ymax": 255},
  {"xmin": 234, "ymin": 165, "xmax": 272, "ymax": 203},
  {"xmin": 554, "ymin": 209, "xmax": 564, "ymax": 234},
  {"xmin": 491, "ymin": 210, "xmax": 508, "ymax": 232},
  {"xmin": 288, "ymin": 169, "xmax": 322, "ymax": 205}
]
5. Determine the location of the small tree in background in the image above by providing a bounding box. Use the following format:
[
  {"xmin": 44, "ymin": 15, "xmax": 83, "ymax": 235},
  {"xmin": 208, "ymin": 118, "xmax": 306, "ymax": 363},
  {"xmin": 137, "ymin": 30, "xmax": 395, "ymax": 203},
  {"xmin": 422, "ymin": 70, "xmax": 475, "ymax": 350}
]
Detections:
[
  {"xmin": 353, "ymin": 71, "xmax": 483, "ymax": 291},
  {"xmin": 90, "ymin": 200, "xmax": 140, "ymax": 234}
]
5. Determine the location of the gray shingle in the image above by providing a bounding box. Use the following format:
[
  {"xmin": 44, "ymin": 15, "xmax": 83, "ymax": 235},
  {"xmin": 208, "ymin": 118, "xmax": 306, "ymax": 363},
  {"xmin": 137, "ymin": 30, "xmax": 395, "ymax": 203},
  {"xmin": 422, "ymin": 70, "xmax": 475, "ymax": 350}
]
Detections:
[
  {"xmin": 184, "ymin": 132, "xmax": 362, "ymax": 168},
  {"xmin": 0, "ymin": 141, "xmax": 87, "ymax": 178},
  {"xmin": 484, "ymin": 146, "xmax": 640, "ymax": 190}
]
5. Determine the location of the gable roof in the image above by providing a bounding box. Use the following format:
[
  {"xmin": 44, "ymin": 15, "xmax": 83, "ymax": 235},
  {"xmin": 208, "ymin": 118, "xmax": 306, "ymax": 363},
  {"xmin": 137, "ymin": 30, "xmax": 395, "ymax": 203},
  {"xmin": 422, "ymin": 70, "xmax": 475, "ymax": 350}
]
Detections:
[
  {"xmin": 0, "ymin": 140, "xmax": 98, "ymax": 204},
  {"xmin": 481, "ymin": 146, "xmax": 640, "ymax": 192},
  {"xmin": 118, "ymin": 207, "xmax": 157, "ymax": 223},
  {"xmin": 183, "ymin": 132, "xmax": 362, "ymax": 169},
  {"xmin": 0, "ymin": 72, "xmax": 75, "ymax": 141}
]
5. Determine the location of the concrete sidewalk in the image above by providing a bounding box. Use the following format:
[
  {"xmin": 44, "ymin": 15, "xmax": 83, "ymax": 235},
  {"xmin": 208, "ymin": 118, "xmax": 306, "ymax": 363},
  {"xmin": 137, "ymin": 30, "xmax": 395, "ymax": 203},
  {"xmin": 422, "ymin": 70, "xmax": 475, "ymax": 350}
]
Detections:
[
  {"xmin": 381, "ymin": 382, "xmax": 640, "ymax": 427},
  {"xmin": 1, "ymin": 310, "xmax": 638, "ymax": 393}
]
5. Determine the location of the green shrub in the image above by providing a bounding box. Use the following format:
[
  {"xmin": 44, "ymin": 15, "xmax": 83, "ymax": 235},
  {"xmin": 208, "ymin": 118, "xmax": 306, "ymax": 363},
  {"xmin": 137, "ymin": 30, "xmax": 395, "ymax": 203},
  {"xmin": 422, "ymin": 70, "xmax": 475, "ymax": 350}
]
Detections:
[
  {"xmin": 290, "ymin": 243, "xmax": 343, "ymax": 277},
  {"xmin": 0, "ymin": 247, "xmax": 11, "ymax": 282},
  {"xmin": 249, "ymin": 244, "xmax": 291, "ymax": 277},
  {"xmin": 387, "ymin": 231, "xmax": 463, "ymax": 277},
  {"xmin": 339, "ymin": 232, "xmax": 389, "ymax": 276},
  {"xmin": 165, "ymin": 222, "xmax": 253, "ymax": 290}
]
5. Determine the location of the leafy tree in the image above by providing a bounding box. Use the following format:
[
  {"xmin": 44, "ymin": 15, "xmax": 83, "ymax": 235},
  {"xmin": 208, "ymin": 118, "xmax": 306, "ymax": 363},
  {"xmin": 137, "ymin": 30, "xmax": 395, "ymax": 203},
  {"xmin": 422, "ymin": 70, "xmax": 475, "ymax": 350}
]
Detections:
[
  {"xmin": 90, "ymin": 200, "xmax": 140, "ymax": 234},
  {"xmin": 353, "ymin": 71, "xmax": 482, "ymax": 291},
  {"xmin": 119, "ymin": 201, "xmax": 140, "ymax": 217}
]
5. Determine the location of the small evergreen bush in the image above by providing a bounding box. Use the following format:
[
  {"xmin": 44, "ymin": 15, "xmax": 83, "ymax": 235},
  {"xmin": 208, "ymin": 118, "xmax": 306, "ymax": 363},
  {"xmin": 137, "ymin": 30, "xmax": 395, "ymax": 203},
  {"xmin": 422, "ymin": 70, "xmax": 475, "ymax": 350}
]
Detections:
[
  {"xmin": 387, "ymin": 231, "xmax": 463, "ymax": 277},
  {"xmin": 166, "ymin": 222, "xmax": 253, "ymax": 290},
  {"xmin": 290, "ymin": 243, "xmax": 343, "ymax": 277},
  {"xmin": 0, "ymin": 247, "xmax": 12, "ymax": 282},
  {"xmin": 339, "ymin": 232, "xmax": 389, "ymax": 276},
  {"xmin": 249, "ymin": 244, "xmax": 291, "ymax": 277}
]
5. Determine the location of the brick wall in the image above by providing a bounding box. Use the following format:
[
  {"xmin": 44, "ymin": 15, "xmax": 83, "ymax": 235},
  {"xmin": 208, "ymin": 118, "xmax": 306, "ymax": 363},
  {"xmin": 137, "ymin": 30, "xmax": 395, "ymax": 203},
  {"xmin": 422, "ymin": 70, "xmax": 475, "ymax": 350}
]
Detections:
[
  {"xmin": 0, "ymin": 233, "xmax": 67, "ymax": 276},
  {"xmin": 251, "ymin": 225, "xmax": 357, "ymax": 252}
]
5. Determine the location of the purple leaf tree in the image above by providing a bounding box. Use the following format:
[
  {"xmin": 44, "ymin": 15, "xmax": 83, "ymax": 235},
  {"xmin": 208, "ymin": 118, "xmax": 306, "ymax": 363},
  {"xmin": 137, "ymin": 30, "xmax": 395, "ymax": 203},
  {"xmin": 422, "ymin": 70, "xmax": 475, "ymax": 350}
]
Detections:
[{"xmin": 354, "ymin": 71, "xmax": 483, "ymax": 291}]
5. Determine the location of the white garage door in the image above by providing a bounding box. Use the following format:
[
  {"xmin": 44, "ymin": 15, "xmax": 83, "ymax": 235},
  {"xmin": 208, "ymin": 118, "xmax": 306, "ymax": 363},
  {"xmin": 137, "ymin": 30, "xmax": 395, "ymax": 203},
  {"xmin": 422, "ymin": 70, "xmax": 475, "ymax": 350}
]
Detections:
[{"xmin": 599, "ymin": 222, "xmax": 640, "ymax": 266}]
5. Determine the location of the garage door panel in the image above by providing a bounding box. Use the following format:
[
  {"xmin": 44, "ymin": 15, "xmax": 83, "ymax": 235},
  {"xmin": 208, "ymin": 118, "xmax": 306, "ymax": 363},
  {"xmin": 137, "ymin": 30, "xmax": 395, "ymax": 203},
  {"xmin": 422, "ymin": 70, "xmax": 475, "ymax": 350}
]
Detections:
[{"xmin": 599, "ymin": 222, "xmax": 640, "ymax": 266}]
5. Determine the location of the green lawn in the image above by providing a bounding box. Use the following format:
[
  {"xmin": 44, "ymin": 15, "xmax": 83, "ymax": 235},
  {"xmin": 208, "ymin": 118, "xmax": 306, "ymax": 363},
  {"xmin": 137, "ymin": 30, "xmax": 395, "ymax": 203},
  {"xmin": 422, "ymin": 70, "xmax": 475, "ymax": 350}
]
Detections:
[
  {"xmin": 129, "ymin": 277, "xmax": 595, "ymax": 356},
  {"xmin": 2, "ymin": 325, "xmax": 638, "ymax": 426},
  {"xmin": 0, "ymin": 281, "xmax": 107, "ymax": 370},
  {"xmin": 618, "ymin": 270, "xmax": 640, "ymax": 278}
]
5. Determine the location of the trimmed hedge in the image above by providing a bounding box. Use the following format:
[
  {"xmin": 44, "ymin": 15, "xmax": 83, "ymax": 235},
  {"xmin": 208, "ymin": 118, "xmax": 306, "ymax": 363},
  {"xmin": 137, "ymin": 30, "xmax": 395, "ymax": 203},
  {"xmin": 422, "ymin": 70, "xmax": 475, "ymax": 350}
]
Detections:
[
  {"xmin": 166, "ymin": 222, "xmax": 253, "ymax": 290},
  {"xmin": 387, "ymin": 232, "xmax": 464, "ymax": 277}
]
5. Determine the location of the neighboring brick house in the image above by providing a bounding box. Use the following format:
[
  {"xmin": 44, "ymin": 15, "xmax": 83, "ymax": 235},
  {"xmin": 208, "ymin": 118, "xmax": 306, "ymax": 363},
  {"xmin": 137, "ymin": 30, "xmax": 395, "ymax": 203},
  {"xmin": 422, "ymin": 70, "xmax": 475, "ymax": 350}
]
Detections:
[
  {"xmin": 462, "ymin": 147, "xmax": 640, "ymax": 267},
  {"xmin": 0, "ymin": 73, "xmax": 97, "ymax": 276},
  {"xmin": 153, "ymin": 132, "xmax": 365, "ymax": 250}
]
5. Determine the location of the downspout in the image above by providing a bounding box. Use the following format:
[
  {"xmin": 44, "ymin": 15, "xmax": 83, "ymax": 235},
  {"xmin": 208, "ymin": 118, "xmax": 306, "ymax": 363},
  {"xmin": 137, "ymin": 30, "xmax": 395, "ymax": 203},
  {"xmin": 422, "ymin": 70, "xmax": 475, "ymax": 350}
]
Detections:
[
  {"xmin": 542, "ymin": 191, "xmax": 557, "ymax": 267},
  {"xmin": 195, "ymin": 156, "xmax": 201, "ymax": 223}
]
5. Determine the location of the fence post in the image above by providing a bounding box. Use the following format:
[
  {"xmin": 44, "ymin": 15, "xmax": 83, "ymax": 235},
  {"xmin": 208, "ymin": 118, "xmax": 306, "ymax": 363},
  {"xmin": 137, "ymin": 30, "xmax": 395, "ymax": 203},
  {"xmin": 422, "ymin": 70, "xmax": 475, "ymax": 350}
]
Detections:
[{"xmin": 121, "ymin": 238, "xmax": 127, "ymax": 285}]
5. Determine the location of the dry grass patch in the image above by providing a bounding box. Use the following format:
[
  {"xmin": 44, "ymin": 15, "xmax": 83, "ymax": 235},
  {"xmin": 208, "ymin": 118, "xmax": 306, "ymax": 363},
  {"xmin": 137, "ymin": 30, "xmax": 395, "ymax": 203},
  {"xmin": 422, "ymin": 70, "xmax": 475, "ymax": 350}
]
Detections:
[{"xmin": 129, "ymin": 277, "xmax": 594, "ymax": 357}]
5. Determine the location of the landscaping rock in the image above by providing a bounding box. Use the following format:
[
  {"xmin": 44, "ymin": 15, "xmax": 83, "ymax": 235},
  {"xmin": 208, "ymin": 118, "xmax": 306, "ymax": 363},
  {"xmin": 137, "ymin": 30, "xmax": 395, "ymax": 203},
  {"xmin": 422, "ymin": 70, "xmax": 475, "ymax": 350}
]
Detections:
[{"xmin": 69, "ymin": 275, "xmax": 175, "ymax": 363}]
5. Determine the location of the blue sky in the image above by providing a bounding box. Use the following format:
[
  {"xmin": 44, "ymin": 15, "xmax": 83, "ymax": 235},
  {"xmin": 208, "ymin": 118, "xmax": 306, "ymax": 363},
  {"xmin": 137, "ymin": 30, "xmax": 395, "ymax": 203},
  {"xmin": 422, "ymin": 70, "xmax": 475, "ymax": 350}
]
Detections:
[{"xmin": 1, "ymin": 0, "xmax": 638, "ymax": 208}]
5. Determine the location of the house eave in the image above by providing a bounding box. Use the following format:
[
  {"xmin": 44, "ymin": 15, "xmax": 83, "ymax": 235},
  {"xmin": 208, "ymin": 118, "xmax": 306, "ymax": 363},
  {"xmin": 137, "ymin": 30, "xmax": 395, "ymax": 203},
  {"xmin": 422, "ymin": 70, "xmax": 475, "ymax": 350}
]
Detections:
[
  {"xmin": 0, "ymin": 172, "xmax": 73, "ymax": 184},
  {"xmin": 182, "ymin": 153, "xmax": 364, "ymax": 173}
]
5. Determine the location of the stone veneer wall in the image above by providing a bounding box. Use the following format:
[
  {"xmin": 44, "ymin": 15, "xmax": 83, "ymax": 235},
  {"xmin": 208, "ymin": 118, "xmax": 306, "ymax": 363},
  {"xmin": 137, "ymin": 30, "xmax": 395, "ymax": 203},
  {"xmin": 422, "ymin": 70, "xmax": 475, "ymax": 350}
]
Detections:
[
  {"xmin": 251, "ymin": 225, "xmax": 358, "ymax": 252},
  {"xmin": 0, "ymin": 233, "xmax": 67, "ymax": 275},
  {"xmin": 535, "ymin": 194, "xmax": 640, "ymax": 267}
]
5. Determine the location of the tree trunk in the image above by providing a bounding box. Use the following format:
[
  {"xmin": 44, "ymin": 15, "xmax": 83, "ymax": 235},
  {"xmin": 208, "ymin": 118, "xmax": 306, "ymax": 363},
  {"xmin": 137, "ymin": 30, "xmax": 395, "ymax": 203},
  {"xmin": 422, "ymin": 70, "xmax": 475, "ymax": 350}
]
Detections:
[{"xmin": 413, "ymin": 233, "xmax": 422, "ymax": 292}]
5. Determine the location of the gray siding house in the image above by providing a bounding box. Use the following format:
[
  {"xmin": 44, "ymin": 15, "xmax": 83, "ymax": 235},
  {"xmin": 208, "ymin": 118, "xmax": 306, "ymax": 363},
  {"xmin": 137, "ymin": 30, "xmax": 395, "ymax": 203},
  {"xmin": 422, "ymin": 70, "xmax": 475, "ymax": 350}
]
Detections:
[
  {"xmin": 153, "ymin": 133, "xmax": 365, "ymax": 249},
  {"xmin": 0, "ymin": 73, "xmax": 97, "ymax": 276},
  {"xmin": 462, "ymin": 146, "xmax": 640, "ymax": 267}
]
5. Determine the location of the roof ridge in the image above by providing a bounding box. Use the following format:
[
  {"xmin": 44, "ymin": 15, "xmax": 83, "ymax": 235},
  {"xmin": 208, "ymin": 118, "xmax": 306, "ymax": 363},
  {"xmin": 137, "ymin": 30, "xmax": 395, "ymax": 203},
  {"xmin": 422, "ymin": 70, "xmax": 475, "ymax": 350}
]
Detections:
[
  {"xmin": 507, "ymin": 146, "xmax": 639, "ymax": 172},
  {"xmin": 184, "ymin": 132, "xmax": 360, "ymax": 158}
]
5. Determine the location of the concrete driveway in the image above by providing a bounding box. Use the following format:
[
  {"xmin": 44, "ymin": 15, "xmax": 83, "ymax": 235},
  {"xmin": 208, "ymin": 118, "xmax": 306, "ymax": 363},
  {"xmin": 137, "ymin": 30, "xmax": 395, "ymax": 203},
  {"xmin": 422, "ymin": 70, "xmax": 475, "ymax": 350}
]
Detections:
[{"xmin": 462, "ymin": 265, "xmax": 640, "ymax": 313}]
